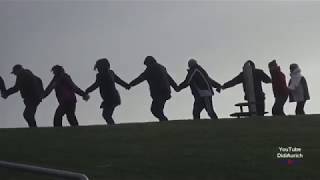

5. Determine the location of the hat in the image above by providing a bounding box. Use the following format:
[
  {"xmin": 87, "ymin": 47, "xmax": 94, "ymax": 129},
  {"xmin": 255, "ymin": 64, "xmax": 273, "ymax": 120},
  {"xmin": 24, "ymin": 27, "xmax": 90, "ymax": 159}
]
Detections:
[
  {"xmin": 268, "ymin": 60, "xmax": 278, "ymax": 69},
  {"xmin": 11, "ymin": 64, "xmax": 23, "ymax": 74},
  {"xmin": 290, "ymin": 63, "xmax": 299, "ymax": 72},
  {"xmin": 51, "ymin": 65, "xmax": 64, "ymax": 73},
  {"xmin": 144, "ymin": 56, "xmax": 156, "ymax": 66}
]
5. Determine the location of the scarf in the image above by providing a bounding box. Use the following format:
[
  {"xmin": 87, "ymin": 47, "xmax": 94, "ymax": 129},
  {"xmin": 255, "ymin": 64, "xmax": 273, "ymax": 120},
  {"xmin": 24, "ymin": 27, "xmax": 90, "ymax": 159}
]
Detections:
[{"xmin": 288, "ymin": 67, "xmax": 302, "ymax": 90}]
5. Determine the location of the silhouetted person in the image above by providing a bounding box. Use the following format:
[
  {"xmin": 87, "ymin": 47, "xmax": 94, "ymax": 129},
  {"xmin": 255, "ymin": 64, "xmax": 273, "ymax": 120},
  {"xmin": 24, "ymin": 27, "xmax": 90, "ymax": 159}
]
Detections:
[
  {"xmin": 222, "ymin": 60, "xmax": 271, "ymax": 116},
  {"xmin": 129, "ymin": 56, "xmax": 178, "ymax": 122},
  {"xmin": 268, "ymin": 60, "xmax": 289, "ymax": 116},
  {"xmin": 43, "ymin": 65, "xmax": 89, "ymax": 127},
  {"xmin": 177, "ymin": 59, "xmax": 221, "ymax": 120},
  {"xmin": 288, "ymin": 63, "xmax": 310, "ymax": 115},
  {"xmin": 2, "ymin": 65, "xmax": 43, "ymax": 127},
  {"xmin": 0, "ymin": 76, "xmax": 5, "ymax": 96},
  {"xmin": 85, "ymin": 58, "xmax": 130, "ymax": 125}
]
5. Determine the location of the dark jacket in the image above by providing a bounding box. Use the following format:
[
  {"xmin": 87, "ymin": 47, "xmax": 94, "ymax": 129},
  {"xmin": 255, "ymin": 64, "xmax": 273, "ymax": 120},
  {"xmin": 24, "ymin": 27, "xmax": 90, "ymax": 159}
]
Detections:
[
  {"xmin": 44, "ymin": 73, "xmax": 86, "ymax": 104},
  {"xmin": 224, "ymin": 69, "xmax": 271, "ymax": 100},
  {"xmin": 270, "ymin": 67, "xmax": 289, "ymax": 97},
  {"xmin": 86, "ymin": 70, "xmax": 128, "ymax": 107},
  {"xmin": 6, "ymin": 69, "xmax": 43, "ymax": 102},
  {"xmin": 130, "ymin": 63, "xmax": 177, "ymax": 100},
  {"xmin": 0, "ymin": 76, "xmax": 5, "ymax": 93},
  {"xmin": 179, "ymin": 64, "xmax": 221, "ymax": 97}
]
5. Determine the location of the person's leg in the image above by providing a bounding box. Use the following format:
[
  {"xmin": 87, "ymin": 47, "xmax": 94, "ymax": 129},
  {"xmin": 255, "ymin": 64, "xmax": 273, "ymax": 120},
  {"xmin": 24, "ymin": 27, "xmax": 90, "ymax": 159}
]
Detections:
[
  {"xmin": 23, "ymin": 101, "xmax": 38, "ymax": 128},
  {"xmin": 102, "ymin": 105, "xmax": 116, "ymax": 125},
  {"xmin": 272, "ymin": 97, "xmax": 282, "ymax": 116},
  {"xmin": 193, "ymin": 97, "xmax": 204, "ymax": 120},
  {"xmin": 296, "ymin": 101, "xmax": 306, "ymax": 115},
  {"xmin": 66, "ymin": 102, "xmax": 79, "ymax": 127},
  {"xmin": 203, "ymin": 96, "xmax": 218, "ymax": 119},
  {"xmin": 278, "ymin": 95, "xmax": 288, "ymax": 116},
  {"xmin": 151, "ymin": 99, "xmax": 168, "ymax": 122},
  {"xmin": 256, "ymin": 100, "xmax": 265, "ymax": 116},
  {"xmin": 54, "ymin": 104, "xmax": 66, "ymax": 127}
]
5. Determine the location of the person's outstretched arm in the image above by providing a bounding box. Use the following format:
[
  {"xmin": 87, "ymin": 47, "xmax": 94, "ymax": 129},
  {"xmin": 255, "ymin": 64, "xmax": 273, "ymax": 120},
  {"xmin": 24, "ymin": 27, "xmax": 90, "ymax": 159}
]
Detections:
[
  {"xmin": 4, "ymin": 76, "xmax": 21, "ymax": 98},
  {"xmin": 260, "ymin": 70, "xmax": 272, "ymax": 84},
  {"xmin": 178, "ymin": 69, "xmax": 194, "ymax": 91},
  {"xmin": 86, "ymin": 75, "xmax": 99, "ymax": 94},
  {"xmin": 129, "ymin": 72, "xmax": 146, "ymax": 87},
  {"xmin": 65, "ymin": 75, "xmax": 87, "ymax": 97},
  {"xmin": 222, "ymin": 73, "xmax": 243, "ymax": 89},
  {"xmin": 0, "ymin": 76, "xmax": 5, "ymax": 93},
  {"xmin": 43, "ymin": 78, "xmax": 56, "ymax": 99},
  {"xmin": 167, "ymin": 73, "xmax": 179, "ymax": 91},
  {"xmin": 114, "ymin": 73, "xmax": 130, "ymax": 89}
]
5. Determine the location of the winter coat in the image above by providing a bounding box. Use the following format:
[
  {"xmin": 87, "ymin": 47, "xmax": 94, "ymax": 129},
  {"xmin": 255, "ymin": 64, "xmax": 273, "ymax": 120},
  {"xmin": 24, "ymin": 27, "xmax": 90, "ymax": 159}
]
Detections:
[
  {"xmin": 44, "ymin": 73, "xmax": 86, "ymax": 104},
  {"xmin": 179, "ymin": 64, "xmax": 221, "ymax": 98},
  {"xmin": 288, "ymin": 68, "xmax": 310, "ymax": 102},
  {"xmin": 6, "ymin": 69, "xmax": 43, "ymax": 102},
  {"xmin": 224, "ymin": 69, "xmax": 271, "ymax": 101},
  {"xmin": 130, "ymin": 63, "xmax": 177, "ymax": 100},
  {"xmin": 86, "ymin": 70, "xmax": 128, "ymax": 107},
  {"xmin": 270, "ymin": 67, "xmax": 289, "ymax": 98}
]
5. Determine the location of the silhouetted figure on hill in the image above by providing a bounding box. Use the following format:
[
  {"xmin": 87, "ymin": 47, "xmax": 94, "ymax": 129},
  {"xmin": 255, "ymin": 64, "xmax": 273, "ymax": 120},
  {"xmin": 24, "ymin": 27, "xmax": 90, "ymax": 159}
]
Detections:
[
  {"xmin": 129, "ymin": 56, "xmax": 178, "ymax": 122},
  {"xmin": 2, "ymin": 65, "xmax": 43, "ymax": 127},
  {"xmin": 222, "ymin": 60, "xmax": 271, "ymax": 116},
  {"xmin": 43, "ymin": 65, "xmax": 89, "ymax": 127},
  {"xmin": 288, "ymin": 63, "xmax": 310, "ymax": 115},
  {"xmin": 177, "ymin": 59, "xmax": 221, "ymax": 120},
  {"xmin": 85, "ymin": 58, "xmax": 130, "ymax": 125},
  {"xmin": 0, "ymin": 76, "xmax": 5, "ymax": 96},
  {"xmin": 268, "ymin": 60, "xmax": 289, "ymax": 116}
]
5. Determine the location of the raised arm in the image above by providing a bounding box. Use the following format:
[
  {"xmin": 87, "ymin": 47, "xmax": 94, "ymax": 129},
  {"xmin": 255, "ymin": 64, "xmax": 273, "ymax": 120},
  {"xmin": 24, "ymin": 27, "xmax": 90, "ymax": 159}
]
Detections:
[
  {"xmin": 43, "ymin": 78, "xmax": 56, "ymax": 99},
  {"xmin": 260, "ymin": 70, "xmax": 272, "ymax": 84},
  {"xmin": 178, "ymin": 69, "xmax": 194, "ymax": 90},
  {"xmin": 5, "ymin": 76, "xmax": 21, "ymax": 97},
  {"xmin": 86, "ymin": 75, "xmax": 99, "ymax": 94}
]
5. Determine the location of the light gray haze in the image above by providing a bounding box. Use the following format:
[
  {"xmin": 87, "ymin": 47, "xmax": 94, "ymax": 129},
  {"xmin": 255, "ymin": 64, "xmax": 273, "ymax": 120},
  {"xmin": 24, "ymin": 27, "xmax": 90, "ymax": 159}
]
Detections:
[{"xmin": 0, "ymin": 1, "xmax": 319, "ymax": 128}]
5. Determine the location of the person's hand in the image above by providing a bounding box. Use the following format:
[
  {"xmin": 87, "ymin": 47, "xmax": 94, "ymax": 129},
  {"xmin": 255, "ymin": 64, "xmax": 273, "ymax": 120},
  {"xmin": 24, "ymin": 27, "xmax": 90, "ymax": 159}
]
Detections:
[
  {"xmin": 1, "ymin": 91, "xmax": 8, "ymax": 99},
  {"xmin": 216, "ymin": 87, "xmax": 221, "ymax": 93},
  {"xmin": 83, "ymin": 94, "xmax": 90, "ymax": 101},
  {"xmin": 125, "ymin": 84, "xmax": 131, "ymax": 90}
]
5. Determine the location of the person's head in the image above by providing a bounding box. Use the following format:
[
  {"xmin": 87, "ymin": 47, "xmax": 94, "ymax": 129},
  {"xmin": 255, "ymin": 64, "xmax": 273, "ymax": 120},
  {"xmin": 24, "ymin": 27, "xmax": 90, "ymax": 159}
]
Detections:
[
  {"xmin": 268, "ymin": 60, "xmax": 278, "ymax": 71},
  {"xmin": 11, "ymin": 64, "xmax": 23, "ymax": 75},
  {"xmin": 51, "ymin": 65, "xmax": 65, "ymax": 76},
  {"xmin": 94, "ymin": 58, "xmax": 110, "ymax": 72},
  {"xmin": 188, "ymin": 58, "xmax": 198, "ymax": 69},
  {"xmin": 289, "ymin": 63, "xmax": 299, "ymax": 73},
  {"xmin": 245, "ymin": 60, "xmax": 255, "ymax": 68},
  {"xmin": 144, "ymin": 56, "xmax": 157, "ymax": 67}
]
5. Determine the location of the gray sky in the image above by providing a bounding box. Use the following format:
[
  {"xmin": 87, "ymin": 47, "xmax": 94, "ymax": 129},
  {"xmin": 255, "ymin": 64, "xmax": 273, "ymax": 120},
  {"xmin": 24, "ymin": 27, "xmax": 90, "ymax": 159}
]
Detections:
[{"xmin": 0, "ymin": 1, "xmax": 319, "ymax": 128}]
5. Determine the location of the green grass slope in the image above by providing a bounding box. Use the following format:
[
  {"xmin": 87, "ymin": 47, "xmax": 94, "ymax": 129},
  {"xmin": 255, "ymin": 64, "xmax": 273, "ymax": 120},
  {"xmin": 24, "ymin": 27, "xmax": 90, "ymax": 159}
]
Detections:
[{"xmin": 0, "ymin": 115, "xmax": 320, "ymax": 180}]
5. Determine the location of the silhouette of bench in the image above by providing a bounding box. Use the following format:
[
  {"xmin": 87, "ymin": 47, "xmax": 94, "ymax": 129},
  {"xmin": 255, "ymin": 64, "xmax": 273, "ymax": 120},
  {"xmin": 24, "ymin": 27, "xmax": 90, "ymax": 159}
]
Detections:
[{"xmin": 230, "ymin": 102, "xmax": 268, "ymax": 118}]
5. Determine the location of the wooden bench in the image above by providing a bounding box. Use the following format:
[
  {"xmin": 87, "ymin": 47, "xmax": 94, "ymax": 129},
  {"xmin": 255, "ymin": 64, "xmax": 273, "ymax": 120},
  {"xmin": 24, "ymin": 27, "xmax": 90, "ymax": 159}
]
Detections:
[{"xmin": 230, "ymin": 102, "xmax": 268, "ymax": 118}]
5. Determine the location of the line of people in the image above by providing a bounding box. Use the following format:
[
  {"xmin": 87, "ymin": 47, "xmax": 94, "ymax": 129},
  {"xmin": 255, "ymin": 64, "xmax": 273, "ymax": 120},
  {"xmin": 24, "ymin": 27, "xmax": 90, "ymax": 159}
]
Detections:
[{"xmin": 0, "ymin": 57, "xmax": 310, "ymax": 128}]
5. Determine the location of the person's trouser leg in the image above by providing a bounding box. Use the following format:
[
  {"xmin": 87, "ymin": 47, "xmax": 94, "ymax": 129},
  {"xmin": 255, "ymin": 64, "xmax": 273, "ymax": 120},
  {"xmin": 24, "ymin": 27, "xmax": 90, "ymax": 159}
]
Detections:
[
  {"xmin": 256, "ymin": 99, "xmax": 265, "ymax": 116},
  {"xmin": 193, "ymin": 97, "xmax": 204, "ymax": 120},
  {"xmin": 23, "ymin": 101, "xmax": 39, "ymax": 128},
  {"xmin": 54, "ymin": 104, "xmax": 66, "ymax": 127},
  {"xmin": 151, "ymin": 99, "xmax": 168, "ymax": 122},
  {"xmin": 296, "ymin": 101, "xmax": 306, "ymax": 115},
  {"xmin": 272, "ymin": 96, "xmax": 288, "ymax": 116},
  {"xmin": 102, "ymin": 105, "xmax": 116, "ymax": 125},
  {"xmin": 203, "ymin": 96, "xmax": 218, "ymax": 119},
  {"xmin": 65, "ymin": 102, "xmax": 79, "ymax": 126}
]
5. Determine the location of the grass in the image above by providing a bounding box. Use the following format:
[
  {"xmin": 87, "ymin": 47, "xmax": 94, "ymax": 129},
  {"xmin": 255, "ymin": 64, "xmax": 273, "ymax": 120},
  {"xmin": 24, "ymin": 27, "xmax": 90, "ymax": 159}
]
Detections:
[{"xmin": 0, "ymin": 114, "xmax": 320, "ymax": 180}]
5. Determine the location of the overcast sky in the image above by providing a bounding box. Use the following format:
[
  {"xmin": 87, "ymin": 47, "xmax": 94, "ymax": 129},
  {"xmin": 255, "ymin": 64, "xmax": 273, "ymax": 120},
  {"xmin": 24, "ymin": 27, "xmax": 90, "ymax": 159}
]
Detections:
[{"xmin": 0, "ymin": 1, "xmax": 319, "ymax": 128}]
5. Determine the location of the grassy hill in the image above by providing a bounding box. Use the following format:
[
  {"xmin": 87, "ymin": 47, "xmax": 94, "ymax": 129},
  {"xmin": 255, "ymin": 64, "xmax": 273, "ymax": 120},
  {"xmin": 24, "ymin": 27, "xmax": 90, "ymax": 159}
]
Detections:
[{"xmin": 0, "ymin": 115, "xmax": 320, "ymax": 180}]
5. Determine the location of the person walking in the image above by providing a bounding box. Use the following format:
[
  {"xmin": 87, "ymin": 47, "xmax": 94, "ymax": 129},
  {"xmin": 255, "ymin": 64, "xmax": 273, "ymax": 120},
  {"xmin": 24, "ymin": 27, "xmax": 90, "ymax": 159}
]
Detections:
[
  {"xmin": 177, "ymin": 59, "xmax": 221, "ymax": 120},
  {"xmin": 222, "ymin": 60, "xmax": 271, "ymax": 116},
  {"xmin": 43, "ymin": 65, "xmax": 89, "ymax": 127},
  {"xmin": 85, "ymin": 58, "xmax": 130, "ymax": 125},
  {"xmin": 288, "ymin": 63, "xmax": 310, "ymax": 115},
  {"xmin": 129, "ymin": 56, "xmax": 178, "ymax": 122},
  {"xmin": 2, "ymin": 65, "xmax": 43, "ymax": 127},
  {"xmin": 268, "ymin": 60, "xmax": 289, "ymax": 116}
]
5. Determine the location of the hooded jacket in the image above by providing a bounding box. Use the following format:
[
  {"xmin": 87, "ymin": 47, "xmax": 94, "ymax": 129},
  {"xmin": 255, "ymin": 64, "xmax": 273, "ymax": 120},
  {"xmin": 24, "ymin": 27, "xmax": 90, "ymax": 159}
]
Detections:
[
  {"xmin": 130, "ymin": 62, "xmax": 177, "ymax": 100},
  {"xmin": 270, "ymin": 66, "xmax": 289, "ymax": 97},
  {"xmin": 224, "ymin": 68, "xmax": 271, "ymax": 100},
  {"xmin": 288, "ymin": 68, "xmax": 310, "ymax": 102},
  {"xmin": 44, "ymin": 73, "xmax": 86, "ymax": 104},
  {"xmin": 179, "ymin": 64, "xmax": 221, "ymax": 97},
  {"xmin": 6, "ymin": 69, "xmax": 43, "ymax": 102},
  {"xmin": 86, "ymin": 69, "xmax": 128, "ymax": 107}
]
